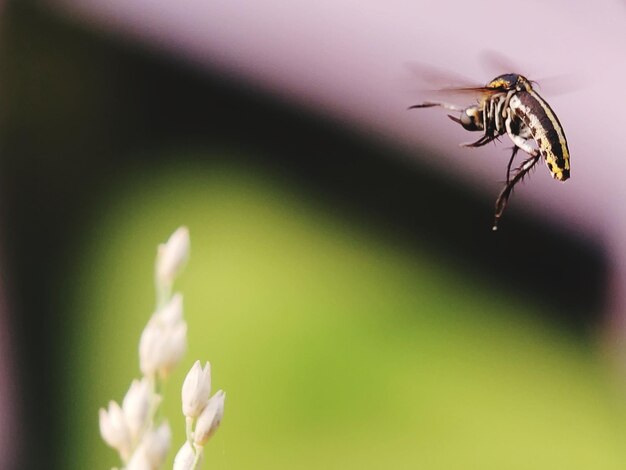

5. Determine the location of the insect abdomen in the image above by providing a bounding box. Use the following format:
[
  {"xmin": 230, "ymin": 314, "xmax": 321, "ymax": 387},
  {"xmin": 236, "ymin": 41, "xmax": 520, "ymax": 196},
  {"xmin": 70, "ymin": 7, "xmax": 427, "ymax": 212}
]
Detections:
[{"xmin": 510, "ymin": 91, "xmax": 570, "ymax": 181}]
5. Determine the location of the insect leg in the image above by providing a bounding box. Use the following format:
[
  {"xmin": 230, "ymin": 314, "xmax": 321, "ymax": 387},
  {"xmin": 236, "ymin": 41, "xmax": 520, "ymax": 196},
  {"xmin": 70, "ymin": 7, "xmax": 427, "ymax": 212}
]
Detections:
[
  {"xmin": 460, "ymin": 134, "xmax": 498, "ymax": 148},
  {"xmin": 408, "ymin": 102, "xmax": 465, "ymax": 112},
  {"xmin": 494, "ymin": 97, "xmax": 506, "ymax": 133},
  {"xmin": 505, "ymin": 115, "xmax": 537, "ymax": 155},
  {"xmin": 501, "ymin": 90, "xmax": 515, "ymax": 117},
  {"xmin": 492, "ymin": 153, "xmax": 541, "ymax": 231},
  {"xmin": 505, "ymin": 146, "xmax": 520, "ymax": 184},
  {"xmin": 489, "ymin": 97, "xmax": 503, "ymax": 133}
]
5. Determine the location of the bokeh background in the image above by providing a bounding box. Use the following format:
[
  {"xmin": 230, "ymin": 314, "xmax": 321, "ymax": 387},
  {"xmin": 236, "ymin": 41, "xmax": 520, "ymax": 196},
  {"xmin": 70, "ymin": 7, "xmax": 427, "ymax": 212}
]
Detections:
[{"xmin": 1, "ymin": 0, "xmax": 626, "ymax": 469}]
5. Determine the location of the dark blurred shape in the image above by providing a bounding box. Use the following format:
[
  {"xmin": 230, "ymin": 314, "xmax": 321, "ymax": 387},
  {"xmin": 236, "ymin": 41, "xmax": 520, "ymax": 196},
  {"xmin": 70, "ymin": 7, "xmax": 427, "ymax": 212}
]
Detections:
[{"xmin": 0, "ymin": 1, "xmax": 608, "ymax": 468}]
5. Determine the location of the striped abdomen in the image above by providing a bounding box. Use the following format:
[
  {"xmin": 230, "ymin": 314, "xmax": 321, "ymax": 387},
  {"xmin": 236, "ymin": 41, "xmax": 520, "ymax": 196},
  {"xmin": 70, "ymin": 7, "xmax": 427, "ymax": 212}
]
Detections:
[{"xmin": 509, "ymin": 90, "xmax": 570, "ymax": 181}]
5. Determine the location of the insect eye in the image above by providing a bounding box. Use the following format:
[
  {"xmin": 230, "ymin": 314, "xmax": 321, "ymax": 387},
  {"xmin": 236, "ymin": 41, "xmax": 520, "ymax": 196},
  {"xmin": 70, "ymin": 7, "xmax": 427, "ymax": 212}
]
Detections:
[{"xmin": 460, "ymin": 107, "xmax": 481, "ymax": 131}]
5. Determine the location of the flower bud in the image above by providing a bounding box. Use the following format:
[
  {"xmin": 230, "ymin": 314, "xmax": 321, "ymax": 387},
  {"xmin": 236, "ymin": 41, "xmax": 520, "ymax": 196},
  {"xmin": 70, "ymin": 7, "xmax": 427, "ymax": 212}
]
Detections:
[
  {"xmin": 142, "ymin": 421, "xmax": 172, "ymax": 468},
  {"xmin": 99, "ymin": 401, "xmax": 132, "ymax": 461},
  {"xmin": 126, "ymin": 447, "xmax": 152, "ymax": 470},
  {"xmin": 193, "ymin": 390, "xmax": 225, "ymax": 446},
  {"xmin": 182, "ymin": 361, "xmax": 211, "ymax": 419},
  {"xmin": 173, "ymin": 441, "xmax": 200, "ymax": 470},
  {"xmin": 156, "ymin": 227, "xmax": 190, "ymax": 289},
  {"xmin": 159, "ymin": 293, "xmax": 184, "ymax": 326},
  {"xmin": 139, "ymin": 316, "xmax": 188, "ymax": 378},
  {"xmin": 122, "ymin": 378, "xmax": 152, "ymax": 442}
]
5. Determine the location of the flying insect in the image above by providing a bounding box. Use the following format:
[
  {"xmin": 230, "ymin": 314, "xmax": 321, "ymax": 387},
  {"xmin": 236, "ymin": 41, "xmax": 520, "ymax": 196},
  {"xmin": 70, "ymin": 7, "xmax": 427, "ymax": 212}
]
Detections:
[{"xmin": 410, "ymin": 73, "xmax": 570, "ymax": 230}]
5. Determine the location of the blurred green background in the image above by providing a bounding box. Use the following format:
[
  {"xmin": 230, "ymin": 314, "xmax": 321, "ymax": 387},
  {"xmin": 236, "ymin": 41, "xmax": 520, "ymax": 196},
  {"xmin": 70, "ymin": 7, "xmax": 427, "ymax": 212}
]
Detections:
[
  {"xmin": 66, "ymin": 160, "xmax": 626, "ymax": 469},
  {"xmin": 1, "ymin": 2, "xmax": 624, "ymax": 469}
]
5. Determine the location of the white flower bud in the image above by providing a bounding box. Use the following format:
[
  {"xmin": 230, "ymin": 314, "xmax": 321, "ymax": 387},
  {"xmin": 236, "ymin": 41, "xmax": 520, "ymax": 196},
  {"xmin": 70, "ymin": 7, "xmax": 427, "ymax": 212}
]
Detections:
[
  {"xmin": 193, "ymin": 390, "xmax": 225, "ymax": 446},
  {"xmin": 158, "ymin": 293, "xmax": 184, "ymax": 326},
  {"xmin": 156, "ymin": 227, "xmax": 190, "ymax": 289},
  {"xmin": 142, "ymin": 421, "xmax": 172, "ymax": 468},
  {"xmin": 99, "ymin": 401, "xmax": 132, "ymax": 461},
  {"xmin": 122, "ymin": 378, "xmax": 152, "ymax": 442},
  {"xmin": 139, "ymin": 316, "xmax": 187, "ymax": 378},
  {"xmin": 126, "ymin": 447, "xmax": 152, "ymax": 470},
  {"xmin": 139, "ymin": 319, "xmax": 160, "ymax": 377},
  {"xmin": 173, "ymin": 441, "xmax": 200, "ymax": 470},
  {"xmin": 158, "ymin": 321, "xmax": 188, "ymax": 378},
  {"xmin": 182, "ymin": 361, "xmax": 211, "ymax": 419}
]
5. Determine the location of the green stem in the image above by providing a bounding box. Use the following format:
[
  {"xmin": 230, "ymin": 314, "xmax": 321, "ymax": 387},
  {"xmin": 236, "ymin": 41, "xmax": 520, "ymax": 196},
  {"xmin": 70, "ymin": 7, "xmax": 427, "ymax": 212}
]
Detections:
[
  {"xmin": 155, "ymin": 281, "xmax": 171, "ymax": 311},
  {"xmin": 191, "ymin": 445, "xmax": 204, "ymax": 470},
  {"xmin": 186, "ymin": 416, "xmax": 194, "ymax": 443}
]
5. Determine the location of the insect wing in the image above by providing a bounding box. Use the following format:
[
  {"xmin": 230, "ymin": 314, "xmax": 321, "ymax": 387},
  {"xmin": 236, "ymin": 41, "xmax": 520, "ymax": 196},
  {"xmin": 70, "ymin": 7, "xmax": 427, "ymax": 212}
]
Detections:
[
  {"xmin": 405, "ymin": 61, "xmax": 500, "ymax": 105},
  {"xmin": 478, "ymin": 50, "xmax": 585, "ymax": 96}
]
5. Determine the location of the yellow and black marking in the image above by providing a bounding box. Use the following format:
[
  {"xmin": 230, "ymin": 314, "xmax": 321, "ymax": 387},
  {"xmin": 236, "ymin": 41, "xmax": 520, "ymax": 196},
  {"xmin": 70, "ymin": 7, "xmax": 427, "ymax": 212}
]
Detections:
[
  {"xmin": 509, "ymin": 89, "xmax": 570, "ymax": 181},
  {"xmin": 485, "ymin": 73, "xmax": 570, "ymax": 181},
  {"xmin": 409, "ymin": 71, "xmax": 571, "ymax": 229},
  {"xmin": 485, "ymin": 74, "xmax": 519, "ymax": 90}
]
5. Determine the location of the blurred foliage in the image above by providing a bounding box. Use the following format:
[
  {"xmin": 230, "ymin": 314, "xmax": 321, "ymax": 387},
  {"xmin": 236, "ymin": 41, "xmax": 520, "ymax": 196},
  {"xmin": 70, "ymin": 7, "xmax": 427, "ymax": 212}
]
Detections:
[{"xmin": 64, "ymin": 155, "xmax": 626, "ymax": 469}]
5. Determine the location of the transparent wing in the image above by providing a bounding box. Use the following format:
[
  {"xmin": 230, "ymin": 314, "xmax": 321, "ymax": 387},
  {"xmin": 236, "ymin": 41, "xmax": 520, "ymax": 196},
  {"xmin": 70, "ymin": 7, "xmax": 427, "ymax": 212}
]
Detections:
[
  {"xmin": 404, "ymin": 61, "xmax": 498, "ymax": 104},
  {"xmin": 478, "ymin": 49, "xmax": 586, "ymax": 96},
  {"xmin": 478, "ymin": 50, "xmax": 521, "ymax": 76},
  {"xmin": 405, "ymin": 61, "xmax": 479, "ymax": 89}
]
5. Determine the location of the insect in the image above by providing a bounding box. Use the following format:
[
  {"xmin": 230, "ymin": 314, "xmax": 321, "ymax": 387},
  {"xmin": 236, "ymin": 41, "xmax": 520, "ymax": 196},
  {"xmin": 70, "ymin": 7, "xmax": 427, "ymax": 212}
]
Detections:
[{"xmin": 409, "ymin": 73, "xmax": 570, "ymax": 230}]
